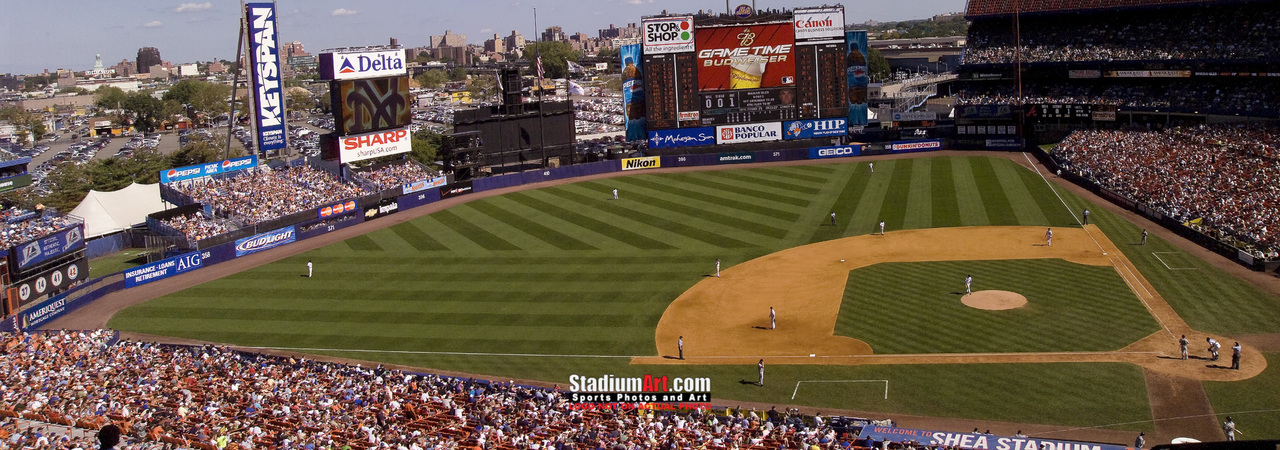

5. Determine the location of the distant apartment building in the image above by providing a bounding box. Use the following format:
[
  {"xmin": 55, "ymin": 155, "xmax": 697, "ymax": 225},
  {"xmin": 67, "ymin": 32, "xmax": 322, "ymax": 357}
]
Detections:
[
  {"xmin": 541, "ymin": 26, "xmax": 566, "ymax": 43},
  {"xmin": 504, "ymin": 31, "xmax": 526, "ymax": 56},
  {"xmin": 598, "ymin": 23, "xmax": 639, "ymax": 40},
  {"xmin": 430, "ymin": 30, "xmax": 466, "ymax": 48},
  {"xmin": 136, "ymin": 47, "xmax": 161, "ymax": 74}
]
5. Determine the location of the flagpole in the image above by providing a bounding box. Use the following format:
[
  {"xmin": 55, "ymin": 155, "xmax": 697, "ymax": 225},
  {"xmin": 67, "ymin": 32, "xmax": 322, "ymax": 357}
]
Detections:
[{"xmin": 534, "ymin": 6, "xmax": 547, "ymax": 168}]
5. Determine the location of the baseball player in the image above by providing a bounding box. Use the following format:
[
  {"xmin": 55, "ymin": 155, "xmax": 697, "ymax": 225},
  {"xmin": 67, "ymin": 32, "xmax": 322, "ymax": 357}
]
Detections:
[
  {"xmin": 830, "ymin": 211, "xmax": 837, "ymax": 226},
  {"xmin": 1141, "ymin": 229, "xmax": 1148, "ymax": 245},
  {"xmin": 307, "ymin": 260, "xmax": 313, "ymax": 278},
  {"xmin": 757, "ymin": 359, "xmax": 765, "ymax": 386},
  {"xmin": 879, "ymin": 221, "xmax": 885, "ymax": 235},
  {"xmin": 716, "ymin": 259, "xmax": 721, "ymax": 278},
  {"xmin": 869, "ymin": 162, "xmax": 874, "ymax": 173},
  {"xmin": 1207, "ymin": 337, "xmax": 1220, "ymax": 361},
  {"xmin": 1082, "ymin": 209, "xmax": 1090, "ymax": 225},
  {"xmin": 678, "ymin": 336, "xmax": 684, "ymax": 360},
  {"xmin": 1135, "ymin": 433, "xmax": 1144, "ymax": 449},
  {"xmin": 1223, "ymin": 416, "xmax": 1236, "ymax": 441},
  {"xmin": 769, "ymin": 307, "xmax": 776, "ymax": 330},
  {"xmin": 965, "ymin": 275, "xmax": 972, "ymax": 295},
  {"xmin": 612, "ymin": 188, "xmax": 619, "ymax": 200},
  {"xmin": 1179, "ymin": 335, "xmax": 1189, "ymax": 360},
  {"xmin": 1046, "ymin": 228, "xmax": 1053, "ymax": 246},
  {"xmin": 1232, "ymin": 342, "xmax": 1241, "ymax": 370}
]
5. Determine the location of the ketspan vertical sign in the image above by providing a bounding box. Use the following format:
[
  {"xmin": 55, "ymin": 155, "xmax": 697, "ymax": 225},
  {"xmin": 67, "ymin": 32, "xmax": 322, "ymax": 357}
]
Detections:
[{"xmin": 245, "ymin": 2, "xmax": 287, "ymax": 153}]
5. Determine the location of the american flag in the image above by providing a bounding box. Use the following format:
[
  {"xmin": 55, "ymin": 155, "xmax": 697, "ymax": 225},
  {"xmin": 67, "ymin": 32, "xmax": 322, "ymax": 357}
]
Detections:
[{"xmin": 536, "ymin": 56, "xmax": 545, "ymax": 79}]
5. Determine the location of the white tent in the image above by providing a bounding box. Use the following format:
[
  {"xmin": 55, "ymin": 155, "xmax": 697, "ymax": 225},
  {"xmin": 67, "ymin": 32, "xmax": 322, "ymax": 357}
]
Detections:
[{"xmin": 69, "ymin": 183, "xmax": 166, "ymax": 238}]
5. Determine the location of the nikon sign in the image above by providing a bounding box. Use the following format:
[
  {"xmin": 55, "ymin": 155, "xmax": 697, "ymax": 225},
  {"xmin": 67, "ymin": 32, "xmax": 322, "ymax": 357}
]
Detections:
[{"xmin": 621, "ymin": 156, "xmax": 662, "ymax": 171}]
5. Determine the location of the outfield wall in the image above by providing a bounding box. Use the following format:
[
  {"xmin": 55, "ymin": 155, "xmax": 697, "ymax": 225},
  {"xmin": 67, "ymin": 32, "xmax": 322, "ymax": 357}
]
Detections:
[{"xmin": 6, "ymin": 140, "xmax": 941, "ymax": 332}]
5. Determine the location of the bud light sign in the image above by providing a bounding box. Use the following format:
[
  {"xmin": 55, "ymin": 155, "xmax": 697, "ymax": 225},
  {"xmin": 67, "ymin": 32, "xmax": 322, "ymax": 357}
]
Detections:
[
  {"xmin": 784, "ymin": 118, "xmax": 847, "ymax": 139},
  {"xmin": 234, "ymin": 226, "xmax": 296, "ymax": 257},
  {"xmin": 124, "ymin": 252, "xmax": 203, "ymax": 288}
]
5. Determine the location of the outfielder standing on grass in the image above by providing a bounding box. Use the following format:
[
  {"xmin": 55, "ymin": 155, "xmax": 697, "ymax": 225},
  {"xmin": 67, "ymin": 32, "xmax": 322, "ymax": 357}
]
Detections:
[
  {"xmin": 830, "ymin": 211, "xmax": 837, "ymax": 226},
  {"xmin": 307, "ymin": 260, "xmax": 313, "ymax": 278},
  {"xmin": 965, "ymin": 275, "xmax": 972, "ymax": 295},
  {"xmin": 757, "ymin": 359, "xmax": 765, "ymax": 386},
  {"xmin": 612, "ymin": 188, "xmax": 619, "ymax": 200},
  {"xmin": 880, "ymin": 221, "xmax": 885, "ymax": 235},
  {"xmin": 1141, "ymin": 229, "xmax": 1148, "ymax": 245}
]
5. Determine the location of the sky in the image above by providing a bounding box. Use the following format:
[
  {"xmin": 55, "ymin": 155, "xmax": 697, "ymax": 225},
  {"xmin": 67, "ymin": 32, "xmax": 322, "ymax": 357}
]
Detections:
[{"xmin": 1, "ymin": 0, "xmax": 966, "ymax": 75}]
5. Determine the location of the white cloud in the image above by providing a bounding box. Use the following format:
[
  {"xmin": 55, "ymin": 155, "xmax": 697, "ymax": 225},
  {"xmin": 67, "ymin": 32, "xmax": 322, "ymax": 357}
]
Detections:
[
  {"xmin": 480, "ymin": 28, "xmax": 493, "ymax": 33},
  {"xmin": 142, "ymin": 21, "xmax": 164, "ymax": 28},
  {"xmin": 174, "ymin": 2, "xmax": 212, "ymax": 13},
  {"xmin": 331, "ymin": 8, "xmax": 357, "ymax": 16}
]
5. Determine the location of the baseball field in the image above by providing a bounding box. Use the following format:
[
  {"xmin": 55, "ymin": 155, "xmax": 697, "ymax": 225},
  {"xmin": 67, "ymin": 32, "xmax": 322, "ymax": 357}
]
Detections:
[{"xmin": 101, "ymin": 154, "xmax": 1280, "ymax": 441}]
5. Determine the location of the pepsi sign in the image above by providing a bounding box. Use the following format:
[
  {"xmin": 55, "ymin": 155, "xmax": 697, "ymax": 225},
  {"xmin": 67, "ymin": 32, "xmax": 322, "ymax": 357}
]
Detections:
[
  {"xmin": 320, "ymin": 49, "xmax": 409, "ymax": 81},
  {"xmin": 160, "ymin": 156, "xmax": 258, "ymax": 183},
  {"xmin": 784, "ymin": 118, "xmax": 848, "ymax": 139}
]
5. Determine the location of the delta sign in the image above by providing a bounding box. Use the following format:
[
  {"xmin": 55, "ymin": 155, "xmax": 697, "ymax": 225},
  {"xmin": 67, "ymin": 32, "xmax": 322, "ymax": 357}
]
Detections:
[{"xmin": 320, "ymin": 49, "xmax": 408, "ymax": 81}]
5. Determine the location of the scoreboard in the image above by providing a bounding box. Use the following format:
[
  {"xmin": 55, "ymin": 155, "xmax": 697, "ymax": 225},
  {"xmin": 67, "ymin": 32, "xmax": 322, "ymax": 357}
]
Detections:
[{"xmin": 640, "ymin": 6, "xmax": 848, "ymax": 135}]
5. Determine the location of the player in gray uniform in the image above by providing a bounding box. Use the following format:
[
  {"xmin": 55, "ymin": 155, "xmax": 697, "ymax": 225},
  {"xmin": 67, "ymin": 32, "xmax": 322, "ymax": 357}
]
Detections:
[
  {"xmin": 1179, "ymin": 335, "xmax": 1189, "ymax": 360},
  {"xmin": 678, "ymin": 336, "xmax": 684, "ymax": 360},
  {"xmin": 757, "ymin": 359, "xmax": 765, "ymax": 386},
  {"xmin": 1232, "ymin": 342, "xmax": 1241, "ymax": 369},
  {"xmin": 1046, "ymin": 228, "xmax": 1053, "ymax": 246},
  {"xmin": 1223, "ymin": 416, "xmax": 1236, "ymax": 441}
]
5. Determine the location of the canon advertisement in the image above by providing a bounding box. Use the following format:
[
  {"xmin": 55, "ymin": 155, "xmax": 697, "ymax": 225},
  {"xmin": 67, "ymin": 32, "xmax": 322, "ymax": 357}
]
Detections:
[
  {"xmin": 642, "ymin": 16, "xmax": 695, "ymax": 54},
  {"xmin": 13, "ymin": 258, "xmax": 88, "ymax": 307},
  {"xmin": 320, "ymin": 49, "xmax": 408, "ymax": 81},
  {"xmin": 696, "ymin": 23, "xmax": 795, "ymax": 91},
  {"xmin": 333, "ymin": 76, "xmax": 412, "ymax": 135},
  {"xmin": 716, "ymin": 122, "xmax": 782, "ymax": 144},
  {"xmin": 245, "ymin": 3, "xmax": 287, "ymax": 153},
  {"xmin": 793, "ymin": 7, "xmax": 845, "ymax": 42},
  {"xmin": 159, "ymin": 155, "xmax": 258, "ymax": 184},
  {"xmin": 339, "ymin": 127, "xmax": 412, "ymax": 163}
]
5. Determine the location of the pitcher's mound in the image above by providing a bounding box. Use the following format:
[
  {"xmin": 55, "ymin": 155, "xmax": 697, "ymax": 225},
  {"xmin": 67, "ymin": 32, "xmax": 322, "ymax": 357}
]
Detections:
[{"xmin": 962, "ymin": 290, "xmax": 1028, "ymax": 310}]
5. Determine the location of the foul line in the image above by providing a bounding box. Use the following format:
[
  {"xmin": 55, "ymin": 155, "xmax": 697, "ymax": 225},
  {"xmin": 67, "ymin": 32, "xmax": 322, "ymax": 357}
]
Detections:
[
  {"xmin": 241, "ymin": 346, "xmax": 639, "ymax": 358},
  {"xmin": 1153, "ymin": 252, "xmax": 1199, "ymax": 270},
  {"xmin": 1022, "ymin": 152, "xmax": 1107, "ymax": 254},
  {"xmin": 1036, "ymin": 407, "xmax": 1280, "ymax": 435},
  {"xmin": 792, "ymin": 380, "xmax": 888, "ymax": 400}
]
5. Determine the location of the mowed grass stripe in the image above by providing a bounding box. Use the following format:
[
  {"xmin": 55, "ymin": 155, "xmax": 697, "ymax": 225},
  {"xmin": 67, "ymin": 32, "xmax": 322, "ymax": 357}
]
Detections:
[
  {"xmin": 343, "ymin": 235, "xmax": 384, "ymax": 251},
  {"xmin": 609, "ymin": 177, "xmax": 802, "ymax": 224},
  {"xmin": 929, "ymin": 157, "xmax": 963, "ymax": 228},
  {"xmin": 700, "ymin": 170, "xmax": 824, "ymax": 196},
  {"xmin": 848, "ymin": 161, "xmax": 894, "ymax": 235},
  {"xmin": 503, "ymin": 192, "xmax": 675, "ymax": 250},
  {"xmin": 782, "ymin": 164, "xmax": 838, "ymax": 178},
  {"xmin": 991, "ymin": 159, "xmax": 1051, "ymax": 226},
  {"xmin": 402, "ymin": 215, "xmax": 491, "ymax": 254},
  {"xmin": 807, "ymin": 165, "xmax": 867, "ymax": 243},
  {"xmin": 592, "ymin": 186, "xmax": 790, "ymax": 239},
  {"xmin": 465, "ymin": 200, "xmax": 597, "ymax": 251},
  {"xmin": 902, "ymin": 157, "xmax": 933, "ymax": 229},
  {"xmin": 115, "ymin": 306, "xmax": 662, "ymax": 328},
  {"xmin": 653, "ymin": 174, "xmax": 812, "ymax": 207},
  {"xmin": 878, "ymin": 159, "xmax": 915, "ymax": 231},
  {"xmin": 1015, "ymin": 165, "xmax": 1080, "ymax": 227},
  {"xmin": 388, "ymin": 222, "xmax": 448, "ymax": 251},
  {"xmin": 951, "ymin": 157, "xmax": 991, "ymax": 226},
  {"xmin": 970, "ymin": 157, "xmax": 1019, "ymax": 226},
  {"xmin": 430, "ymin": 209, "xmax": 523, "ymax": 251},
  {"xmin": 541, "ymin": 186, "xmax": 756, "ymax": 248}
]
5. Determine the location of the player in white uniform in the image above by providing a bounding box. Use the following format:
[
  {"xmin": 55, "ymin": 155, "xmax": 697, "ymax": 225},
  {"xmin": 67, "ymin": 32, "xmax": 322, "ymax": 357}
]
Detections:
[
  {"xmin": 307, "ymin": 260, "xmax": 313, "ymax": 278},
  {"xmin": 965, "ymin": 275, "xmax": 972, "ymax": 295},
  {"xmin": 769, "ymin": 307, "xmax": 776, "ymax": 329},
  {"xmin": 1179, "ymin": 335, "xmax": 1189, "ymax": 360},
  {"xmin": 880, "ymin": 221, "xmax": 885, "ymax": 235},
  {"xmin": 1207, "ymin": 337, "xmax": 1220, "ymax": 360},
  {"xmin": 869, "ymin": 162, "xmax": 874, "ymax": 173},
  {"xmin": 612, "ymin": 188, "xmax": 619, "ymax": 200},
  {"xmin": 757, "ymin": 359, "xmax": 765, "ymax": 386},
  {"xmin": 716, "ymin": 259, "xmax": 721, "ymax": 277},
  {"xmin": 1046, "ymin": 228, "xmax": 1053, "ymax": 246}
]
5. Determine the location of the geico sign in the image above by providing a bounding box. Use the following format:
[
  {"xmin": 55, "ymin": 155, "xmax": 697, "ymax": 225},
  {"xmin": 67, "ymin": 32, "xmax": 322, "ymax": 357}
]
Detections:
[
  {"xmin": 622, "ymin": 156, "xmax": 661, "ymax": 171},
  {"xmin": 343, "ymin": 129, "xmax": 410, "ymax": 150},
  {"xmin": 818, "ymin": 147, "xmax": 855, "ymax": 157}
]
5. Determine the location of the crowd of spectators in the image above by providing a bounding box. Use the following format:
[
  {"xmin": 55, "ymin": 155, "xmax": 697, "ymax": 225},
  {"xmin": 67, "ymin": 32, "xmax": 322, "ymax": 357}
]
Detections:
[
  {"xmin": 155, "ymin": 213, "xmax": 235, "ymax": 243},
  {"xmin": 0, "ymin": 212, "xmax": 79, "ymax": 250},
  {"xmin": 1054, "ymin": 124, "xmax": 1280, "ymax": 259},
  {"xmin": 355, "ymin": 163, "xmax": 439, "ymax": 191},
  {"xmin": 170, "ymin": 166, "xmax": 370, "ymax": 227},
  {"xmin": 963, "ymin": 2, "xmax": 1280, "ymax": 65},
  {"xmin": 956, "ymin": 79, "xmax": 1280, "ymax": 117},
  {"xmin": 1, "ymin": 330, "xmax": 887, "ymax": 450}
]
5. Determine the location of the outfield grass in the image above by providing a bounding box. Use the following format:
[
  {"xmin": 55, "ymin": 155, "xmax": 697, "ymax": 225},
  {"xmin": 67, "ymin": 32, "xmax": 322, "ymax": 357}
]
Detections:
[
  {"xmin": 89, "ymin": 250, "xmax": 147, "ymax": 278},
  {"xmin": 835, "ymin": 259, "xmax": 1160, "ymax": 354},
  {"xmin": 108, "ymin": 154, "xmax": 1275, "ymax": 427}
]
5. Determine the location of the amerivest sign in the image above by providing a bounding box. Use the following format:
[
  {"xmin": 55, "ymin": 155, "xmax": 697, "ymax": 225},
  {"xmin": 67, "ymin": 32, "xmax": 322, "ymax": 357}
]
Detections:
[{"xmin": 320, "ymin": 49, "xmax": 409, "ymax": 81}]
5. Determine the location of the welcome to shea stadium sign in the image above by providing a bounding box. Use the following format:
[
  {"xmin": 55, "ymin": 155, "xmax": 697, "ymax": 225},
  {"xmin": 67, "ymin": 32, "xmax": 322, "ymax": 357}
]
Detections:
[{"xmin": 857, "ymin": 427, "xmax": 1129, "ymax": 450}]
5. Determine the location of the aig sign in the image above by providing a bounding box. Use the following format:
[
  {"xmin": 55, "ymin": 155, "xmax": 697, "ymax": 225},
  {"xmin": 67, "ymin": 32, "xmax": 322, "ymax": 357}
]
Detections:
[{"xmin": 643, "ymin": 17, "xmax": 695, "ymax": 54}]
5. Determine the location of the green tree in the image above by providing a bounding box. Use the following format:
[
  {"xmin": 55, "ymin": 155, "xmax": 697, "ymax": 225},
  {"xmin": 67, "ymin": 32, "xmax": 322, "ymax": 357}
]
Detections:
[
  {"xmin": 163, "ymin": 79, "xmax": 231, "ymax": 122},
  {"xmin": 868, "ymin": 47, "xmax": 891, "ymax": 82},
  {"xmin": 123, "ymin": 92, "xmax": 163, "ymax": 133},
  {"xmin": 410, "ymin": 129, "xmax": 442, "ymax": 166},
  {"xmin": 58, "ymin": 87, "xmax": 90, "ymax": 95},
  {"xmin": 0, "ymin": 106, "xmax": 46, "ymax": 144},
  {"xmin": 170, "ymin": 135, "xmax": 243, "ymax": 167},
  {"xmin": 449, "ymin": 67, "xmax": 468, "ymax": 82},
  {"xmin": 597, "ymin": 47, "xmax": 619, "ymax": 61},
  {"xmin": 523, "ymin": 41, "xmax": 581, "ymax": 79},
  {"xmin": 161, "ymin": 100, "xmax": 184, "ymax": 126},
  {"xmin": 415, "ymin": 69, "xmax": 450, "ymax": 89},
  {"xmin": 287, "ymin": 87, "xmax": 314, "ymax": 115},
  {"xmin": 601, "ymin": 74, "xmax": 622, "ymax": 93},
  {"xmin": 37, "ymin": 147, "xmax": 175, "ymax": 210},
  {"xmin": 94, "ymin": 86, "xmax": 128, "ymax": 110},
  {"xmin": 467, "ymin": 75, "xmax": 498, "ymax": 102}
]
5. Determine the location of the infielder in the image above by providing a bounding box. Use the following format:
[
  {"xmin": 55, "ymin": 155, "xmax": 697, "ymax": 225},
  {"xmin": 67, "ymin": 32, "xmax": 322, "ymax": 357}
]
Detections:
[
  {"xmin": 965, "ymin": 275, "xmax": 972, "ymax": 295},
  {"xmin": 769, "ymin": 307, "xmax": 776, "ymax": 330},
  {"xmin": 1223, "ymin": 416, "xmax": 1236, "ymax": 441},
  {"xmin": 757, "ymin": 359, "xmax": 765, "ymax": 386},
  {"xmin": 879, "ymin": 221, "xmax": 885, "ymax": 235},
  {"xmin": 1232, "ymin": 342, "xmax": 1241, "ymax": 370},
  {"xmin": 716, "ymin": 259, "xmax": 721, "ymax": 278},
  {"xmin": 1046, "ymin": 228, "xmax": 1053, "ymax": 246},
  {"xmin": 1207, "ymin": 337, "xmax": 1221, "ymax": 361},
  {"xmin": 612, "ymin": 188, "xmax": 619, "ymax": 200},
  {"xmin": 1179, "ymin": 334, "xmax": 1189, "ymax": 360},
  {"xmin": 678, "ymin": 336, "xmax": 684, "ymax": 360},
  {"xmin": 307, "ymin": 260, "xmax": 313, "ymax": 278},
  {"xmin": 830, "ymin": 211, "xmax": 837, "ymax": 226}
]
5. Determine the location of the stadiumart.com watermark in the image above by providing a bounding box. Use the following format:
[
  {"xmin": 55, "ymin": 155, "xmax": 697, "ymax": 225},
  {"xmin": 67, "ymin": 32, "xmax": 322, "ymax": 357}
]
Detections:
[{"xmin": 567, "ymin": 374, "xmax": 712, "ymax": 404}]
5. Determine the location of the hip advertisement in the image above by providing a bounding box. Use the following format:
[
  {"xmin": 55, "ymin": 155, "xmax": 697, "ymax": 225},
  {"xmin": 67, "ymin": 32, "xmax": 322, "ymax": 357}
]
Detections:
[
  {"xmin": 621, "ymin": 156, "xmax": 661, "ymax": 171},
  {"xmin": 846, "ymin": 31, "xmax": 869, "ymax": 126},
  {"xmin": 234, "ymin": 226, "xmax": 296, "ymax": 257},
  {"xmin": 642, "ymin": 16, "xmax": 695, "ymax": 54},
  {"xmin": 12, "ymin": 224, "xmax": 85, "ymax": 271},
  {"xmin": 123, "ymin": 252, "xmax": 201, "ymax": 288},
  {"xmin": 620, "ymin": 43, "xmax": 647, "ymax": 142},
  {"xmin": 648, "ymin": 128, "xmax": 716, "ymax": 149},
  {"xmin": 245, "ymin": 3, "xmax": 287, "ymax": 153},
  {"xmin": 696, "ymin": 23, "xmax": 795, "ymax": 91},
  {"xmin": 808, "ymin": 145, "xmax": 861, "ymax": 159},
  {"xmin": 716, "ymin": 122, "xmax": 782, "ymax": 144},
  {"xmin": 338, "ymin": 127, "xmax": 412, "ymax": 163},
  {"xmin": 14, "ymin": 257, "xmax": 89, "ymax": 307},
  {"xmin": 333, "ymin": 76, "xmax": 412, "ymax": 135},
  {"xmin": 784, "ymin": 118, "xmax": 847, "ymax": 139}
]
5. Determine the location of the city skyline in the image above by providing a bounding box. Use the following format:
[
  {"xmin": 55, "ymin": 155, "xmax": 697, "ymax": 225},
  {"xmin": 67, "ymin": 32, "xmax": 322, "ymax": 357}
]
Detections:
[{"xmin": 0, "ymin": 0, "xmax": 965, "ymax": 76}]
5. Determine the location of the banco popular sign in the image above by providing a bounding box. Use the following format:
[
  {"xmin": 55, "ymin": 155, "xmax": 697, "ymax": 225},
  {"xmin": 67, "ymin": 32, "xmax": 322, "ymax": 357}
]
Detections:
[{"xmin": 716, "ymin": 122, "xmax": 782, "ymax": 144}]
